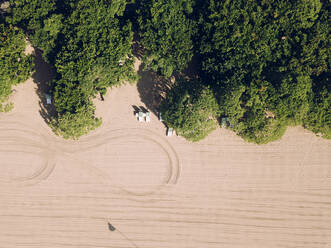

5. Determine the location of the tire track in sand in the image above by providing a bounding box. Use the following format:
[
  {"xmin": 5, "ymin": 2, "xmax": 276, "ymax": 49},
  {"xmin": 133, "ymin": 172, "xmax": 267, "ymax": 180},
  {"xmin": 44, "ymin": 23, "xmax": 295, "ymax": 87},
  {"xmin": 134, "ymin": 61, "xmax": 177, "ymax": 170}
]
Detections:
[
  {"xmin": 0, "ymin": 121, "xmax": 56, "ymax": 187},
  {"xmin": 65, "ymin": 128, "xmax": 181, "ymax": 197},
  {"xmin": 0, "ymin": 120, "xmax": 180, "ymax": 195}
]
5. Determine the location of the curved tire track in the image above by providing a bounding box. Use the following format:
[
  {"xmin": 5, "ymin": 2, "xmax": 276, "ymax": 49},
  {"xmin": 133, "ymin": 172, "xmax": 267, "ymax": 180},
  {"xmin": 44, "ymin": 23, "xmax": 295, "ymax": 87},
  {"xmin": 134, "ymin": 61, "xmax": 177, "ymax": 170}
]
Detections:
[
  {"xmin": 0, "ymin": 121, "xmax": 56, "ymax": 187},
  {"xmin": 67, "ymin": 128, "xmax": 181, "ymax": 196},
  {"xmin": 0, "ymin": 121, "xmax": 180, "ymax": 193}
]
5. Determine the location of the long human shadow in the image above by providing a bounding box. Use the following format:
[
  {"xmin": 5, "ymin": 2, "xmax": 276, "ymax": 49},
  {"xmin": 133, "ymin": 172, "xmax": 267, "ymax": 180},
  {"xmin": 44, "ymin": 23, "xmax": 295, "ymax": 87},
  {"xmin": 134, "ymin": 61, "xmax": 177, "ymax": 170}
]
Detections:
[{"xmin": 32, "ymin": 48, "xmax": 57, "ymax": 125}]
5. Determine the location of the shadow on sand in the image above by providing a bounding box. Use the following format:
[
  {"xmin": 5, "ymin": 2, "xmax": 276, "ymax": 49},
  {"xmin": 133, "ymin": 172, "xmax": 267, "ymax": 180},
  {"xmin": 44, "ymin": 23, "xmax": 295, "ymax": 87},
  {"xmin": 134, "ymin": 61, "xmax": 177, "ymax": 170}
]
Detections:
[
  {"xmin": 32, "ymin": 49, "xmax": 57, "ymax": 125},
  {"xmin": 136, "ymin": 63, "xmax": 174, "ymax": 116},
  {"xmin": 132, "ymin": 33, "xmax": 144, "ymax": 60},
  {"xmin": 136, "ymin": 56, "xmax": 200, "ymax": 116}
]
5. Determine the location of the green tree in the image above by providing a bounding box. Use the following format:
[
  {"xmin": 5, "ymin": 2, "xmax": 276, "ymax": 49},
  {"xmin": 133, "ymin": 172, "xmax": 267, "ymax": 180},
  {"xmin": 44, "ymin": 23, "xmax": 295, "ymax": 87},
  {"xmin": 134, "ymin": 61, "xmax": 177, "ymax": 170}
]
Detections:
[
  {"xmin": 138, "ymin": 0, "xmax": 196, "ymax": 77},
  {"xmin": 50, "ymin": 105, "xmax": 101, "ymax": 140},
  {"xmin": 0, "ymin": 23, "xmax": 33, "ymax": 112},
  {"xmin": 49, "ymin": 0, "xmax": 136, "ymax": 139},
  {"xmin": 160, "ymin": 79, "xmax": 220, "ymax": 142},
  {"xmin": 197, "ymin": 0, "xmax": 329, "ymax": 143},
  {"xmin": 49, "ymin": 76, "xmax": 101, "ymax": 139},
  {"xmin": 304, "ymin": 73, "xmax": 331, "ymax": 139},
  {"xmin": 55, "ymin": 0, "xmax": 136, "ymax": 90},
  {"xmin": 7, "ymin": 0, "xmax": 60, "ymax": 61}
]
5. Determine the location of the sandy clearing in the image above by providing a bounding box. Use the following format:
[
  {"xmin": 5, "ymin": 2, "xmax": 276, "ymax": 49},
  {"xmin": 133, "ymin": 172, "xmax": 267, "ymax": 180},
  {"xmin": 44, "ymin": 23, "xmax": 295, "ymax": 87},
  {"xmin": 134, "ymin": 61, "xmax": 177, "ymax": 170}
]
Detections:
[{"xmin": 0, "ymin": 57, "xmax": 330, "ymax": 248}]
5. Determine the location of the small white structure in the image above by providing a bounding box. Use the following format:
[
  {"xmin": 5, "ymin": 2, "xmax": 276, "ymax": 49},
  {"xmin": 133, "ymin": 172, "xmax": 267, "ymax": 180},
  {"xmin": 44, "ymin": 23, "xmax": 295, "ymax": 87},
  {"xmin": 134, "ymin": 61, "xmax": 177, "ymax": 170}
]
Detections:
[
  {"xmin": 145, "ymin": 111, "xmax": 150, "ymax": 122},
  {"xmin": 167, "ymin": 127, "xmax": 173, "ymax": 137},
  {"xmin": 45, "ymin": 94, "xmax": 52, "ymax": 104},
  {"xmin": 135, "ymin": 111, "xmax": 144, "ymax": 122},
  {"xmin": 221, "ymin": 117, "xmax": 228, "ymax": 128},
  {"xmin": 158, "ymin": 112, "xmax": 163, "ymax": 122}
]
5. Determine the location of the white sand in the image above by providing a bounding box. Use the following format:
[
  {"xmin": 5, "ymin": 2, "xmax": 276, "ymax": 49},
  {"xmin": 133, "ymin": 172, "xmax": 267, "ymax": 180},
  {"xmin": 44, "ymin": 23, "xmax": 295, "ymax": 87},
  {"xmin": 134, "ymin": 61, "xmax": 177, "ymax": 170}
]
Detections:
[{"xmin": 0, "ymin": 58, "xmax": 330, "ymax": 248}]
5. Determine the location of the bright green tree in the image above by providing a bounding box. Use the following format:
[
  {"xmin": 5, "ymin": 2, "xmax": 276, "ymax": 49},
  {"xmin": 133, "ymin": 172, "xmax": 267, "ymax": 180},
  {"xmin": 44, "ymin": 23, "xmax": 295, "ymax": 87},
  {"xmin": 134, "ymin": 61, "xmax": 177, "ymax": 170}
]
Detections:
[
  {"xmin": 7, "ymin": 0, "xmax": 60, "ymax": 62},
  {"xmin": 160, "ymin": 79, "xmax": 219, "ymax": 141},
  {"xmin": 0, "ymin": 23, "xmax": 33, "ymax": 112},
  {"xmin": 50, "ymin": 105, "xmax": 101, "ymax": 140},
  {"xmin": 49, "ymin": 0, "xmax": 136, "ymax": 139}
]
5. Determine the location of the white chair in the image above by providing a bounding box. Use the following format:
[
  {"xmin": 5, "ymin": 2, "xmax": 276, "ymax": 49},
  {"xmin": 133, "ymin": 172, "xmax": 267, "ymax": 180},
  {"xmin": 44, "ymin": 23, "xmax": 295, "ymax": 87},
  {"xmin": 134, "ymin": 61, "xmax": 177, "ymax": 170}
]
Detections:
[
  {"xmin": 45, "ymin": 94, "xmax": 52, "ymax": 104},
  {"xmin": 145, "ymin": 112, "xmax": 150, "ymax": 122},
  {"xmin": 167, "ymin": 127, "xmax": 173, "ymax": 136},
  {"xmin": 159, "ymin": 112, "xmax": 163, "ymax": 122},
  {"xmin": 137, "ymin": 111, "xmax": 144, "ymax": 122}
]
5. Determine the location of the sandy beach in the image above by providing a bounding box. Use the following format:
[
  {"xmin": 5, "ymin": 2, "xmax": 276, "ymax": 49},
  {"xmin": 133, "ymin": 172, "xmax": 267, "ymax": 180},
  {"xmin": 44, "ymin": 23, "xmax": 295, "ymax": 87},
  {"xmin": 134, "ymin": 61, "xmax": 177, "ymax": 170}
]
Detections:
[{"xmin": 0, "ymin": 56, "xmax": 330, "ymax": 248}]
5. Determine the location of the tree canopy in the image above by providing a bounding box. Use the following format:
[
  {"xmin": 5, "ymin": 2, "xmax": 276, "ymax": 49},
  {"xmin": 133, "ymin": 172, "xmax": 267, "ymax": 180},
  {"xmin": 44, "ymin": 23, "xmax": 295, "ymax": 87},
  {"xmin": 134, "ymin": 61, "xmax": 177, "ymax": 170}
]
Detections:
[
  {"xmin": 1, "ymin": 0, "xmax": 329, "ymax": 142},
  {"xmin": 195, "ymin": 0, "xmax": 330, "ymax": 143},
  {"xmin": 0, "ymin": 23, "xmax": 33, "ymax": 112},
  {"xmin": 160, "ymin": 79, "xmax": 219, "ymax": 141},
  {"xmin": 6, "ymin": 0, "xmax": 136, "ymax": 139},
  {"xmin": 137, "ymin": 0, "xmax": 196, "ymax": 77},
  {"xmin": 7, "ymin": 0, "xmax": 59, "ymax": 62},
  {"xmin": 50, "ymin": 0, "xmax": 137, "ymax": 139}
]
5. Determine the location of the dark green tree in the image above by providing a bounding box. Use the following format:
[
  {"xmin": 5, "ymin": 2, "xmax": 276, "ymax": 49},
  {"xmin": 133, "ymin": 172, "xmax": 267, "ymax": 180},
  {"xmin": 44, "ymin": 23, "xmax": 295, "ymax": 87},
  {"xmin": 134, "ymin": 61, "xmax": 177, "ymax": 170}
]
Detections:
[
  {"xmin": 138, "ymin": 0, "xmax": 196, "ymax": 77},
  {"xmin": 197, "ymin": 0, "xmax": 329, "ymax": 143},
  {"xmin": 304, "ymin": 73, "xmax": 331, "ymax": 139}
]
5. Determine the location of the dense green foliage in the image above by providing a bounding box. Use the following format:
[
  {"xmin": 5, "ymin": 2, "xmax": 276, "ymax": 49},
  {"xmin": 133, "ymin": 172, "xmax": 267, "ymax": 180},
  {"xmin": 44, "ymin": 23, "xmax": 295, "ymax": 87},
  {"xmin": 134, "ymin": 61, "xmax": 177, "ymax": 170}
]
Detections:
[
  {"xmin": 50, "ymin": 104, "xmax": 101, "ymax": 140},
  {"xmin": 2, "ymin": 0, "xmax": 329, "ymax": 142},
  {"xmin": 49, "ymin": 0, "xmax": 136, "ymax": 139},
  {"xmin": 196, "ymin": 0, "xmax": 330, "ymax": 143},
  {"xmin": 160, "ymin": 79, "xmax": 219, "ymax": 141},
  {"xmin": 304, "ymin": 73, "xmax": 331, "ymax": 139},
  {"xmin": 7, "ymin": 0, "xmax": 59, "ymax": 62},
  {"xmin": 138, "ymin": 0, "xmax": 196, "ymax": 77},
  {"xmin": 55, "ymin": 0, "xmax": 136, "ymax": 92},
  {"xmin": 0, "ymin": 23, "xmax": 33, "ymax": 112}
]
